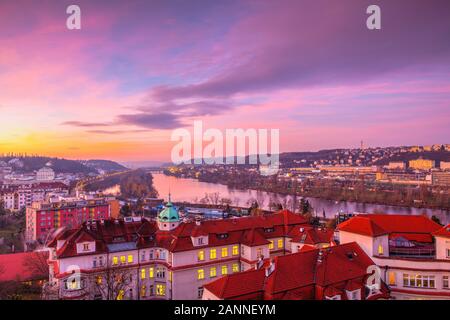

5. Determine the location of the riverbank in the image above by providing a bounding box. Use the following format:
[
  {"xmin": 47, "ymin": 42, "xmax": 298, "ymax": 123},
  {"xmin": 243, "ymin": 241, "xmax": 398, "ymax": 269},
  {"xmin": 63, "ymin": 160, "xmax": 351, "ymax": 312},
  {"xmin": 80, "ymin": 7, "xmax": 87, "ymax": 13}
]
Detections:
[
  {"xmin": 152, "ymin": 173, "xmax": 450, "ymax": 225},
  {"xmin": 192, "ymin": 173, "xmax": 450, "ymax": 211}
]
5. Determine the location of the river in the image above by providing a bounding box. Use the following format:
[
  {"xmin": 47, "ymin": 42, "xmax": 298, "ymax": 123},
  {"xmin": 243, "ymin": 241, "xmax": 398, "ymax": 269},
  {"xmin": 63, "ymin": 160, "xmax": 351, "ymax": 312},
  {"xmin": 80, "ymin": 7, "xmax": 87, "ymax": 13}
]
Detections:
[{"xmin": 151, "ymin": 173, "xmax": 450, "ymax": 225}]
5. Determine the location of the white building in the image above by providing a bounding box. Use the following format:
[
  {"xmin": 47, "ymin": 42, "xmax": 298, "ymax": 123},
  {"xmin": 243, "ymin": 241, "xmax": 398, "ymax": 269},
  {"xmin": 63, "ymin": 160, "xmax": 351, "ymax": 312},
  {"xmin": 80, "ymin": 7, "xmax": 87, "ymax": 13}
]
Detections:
[
  {"xmin": 36, "ymin": 166, "xmax": 55, "ymax": 181},
  {"xmin": 338, "ymin": 214, "xmax": 450, "ymax": 300},
  {"xmin": 44, "ymin": 206, "xmax": 335, "ymax": 300}
]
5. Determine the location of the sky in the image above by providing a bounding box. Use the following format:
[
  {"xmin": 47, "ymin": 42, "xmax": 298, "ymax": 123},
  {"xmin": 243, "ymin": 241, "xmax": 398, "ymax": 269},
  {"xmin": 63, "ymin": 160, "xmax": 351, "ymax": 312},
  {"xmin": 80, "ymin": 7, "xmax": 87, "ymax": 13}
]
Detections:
[{"xmin": 0, "ymin": 0, "xmax": 449, "ymax": 162}]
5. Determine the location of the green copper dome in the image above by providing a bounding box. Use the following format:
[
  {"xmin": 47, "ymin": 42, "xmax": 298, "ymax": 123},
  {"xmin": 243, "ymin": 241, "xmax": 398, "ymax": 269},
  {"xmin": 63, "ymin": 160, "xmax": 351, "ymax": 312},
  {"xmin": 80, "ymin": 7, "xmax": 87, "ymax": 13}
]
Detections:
[{"xmin": 158, "ymin": 201, "xmax": 180, "ymax": 222}]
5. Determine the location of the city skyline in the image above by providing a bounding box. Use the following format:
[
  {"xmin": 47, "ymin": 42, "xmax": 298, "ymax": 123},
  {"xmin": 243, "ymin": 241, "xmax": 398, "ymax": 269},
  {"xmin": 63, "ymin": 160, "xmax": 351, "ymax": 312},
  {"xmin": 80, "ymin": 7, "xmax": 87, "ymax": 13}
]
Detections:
[{"xmin": 1, "ymin": 0, "xmax": 450, "ymax": 162}]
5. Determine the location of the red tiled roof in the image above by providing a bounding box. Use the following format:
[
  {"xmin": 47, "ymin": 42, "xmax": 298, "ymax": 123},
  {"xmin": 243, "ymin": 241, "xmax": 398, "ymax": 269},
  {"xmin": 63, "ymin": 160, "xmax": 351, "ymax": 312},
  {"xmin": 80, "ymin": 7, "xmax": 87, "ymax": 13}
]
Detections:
[
  {"xmin": 241, "ymin": 228, "xmax": 270, "ymax": 247},
  {"xmin": 338, "ymin": 217, "xmax": 387, "ymax": 237},
  {"xmin": 289, "ymin": 226, "xmax": 334, "ymax": 245},
  {"xmin": 203, "ymin": 269, "xmax": 266, "ymax": 299},
  {"xmin": 49, "ymin": 210, "xmax": 308, "ymax": 258},
  {"xmin": 390, "ymin": 233, "xmax": 433, "ymax": 243},
  {"xmin": 433, "ymin": 224, "xmax": 450, "ymax": 239},
  {"xmin": 0, "ymin": 251, "xmax": 49, "ymax": 282},
  {"xmin": 338, "ymin": 214, "xmax": 442, "ymax": 239},
  {"xmin": 204, "ymin": 242, "xmax": 380, "ymax": 300}
]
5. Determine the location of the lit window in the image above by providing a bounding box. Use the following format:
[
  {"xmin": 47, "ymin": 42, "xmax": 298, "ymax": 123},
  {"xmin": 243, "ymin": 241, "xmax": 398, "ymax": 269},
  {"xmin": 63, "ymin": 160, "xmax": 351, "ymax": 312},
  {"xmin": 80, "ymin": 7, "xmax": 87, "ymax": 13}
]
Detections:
[
  {"xmin": 141, "ymin": 285, "xmax": 146, "ymax": 297},
  {"xmin": 232, "ymin": 245, "xmax": 238, "ymax": 255},
  {"xmin": 96, "ymin": 276, "xmax": 102, "ymax": 285},
  {"xmin": 169, "ymin": 271, "xmax": 172, "ymax": 282},
  {"xmin": 149, "ymin": 267, "xmax": 154, "ymax": 278},
  {"xmin": 198, "ymin": 250, "xmax": 204, "ymax": 261},
  {"xmin": 198, "ymin": 269, "xmax": 205, "ymax": 280},
  {"xmin": 112, "ymin": 256, "xmax": 118, "ymax": 265},
  {"xmin": 117, "ymin": 290, "xmax": 124, "ymax": 300},
  {"xmin": 141, "ymin": 268, "xmax": 146, "ymax": 279},
  {"xmin": 120, "ymin": 256, "xmax": 126, "ymax": 264},
  {"xmin": 269, "ymin": 240, "xmax": 274, "ymax": 250},
  {"xmin": 388, "ymin": 272, "xmax": 396, "ymax": 285},
  {"xmin": 156, "ymin": 284, "xmax": 165, "ymax": 296},
  {"xmin": 232, "ymin": 263, "xmax": 239, "ymax": 273},
  {"xmin": 256, "ymin": 248, "xmax": 263, "ymax": 258},
  {"xmin": 378, "ymin": 244, "xmax": 384, "ymax": 256},
  {"xmin": 66, "ymin": 278, "xmax": 80, "ymax": 290},
  {"xmin": 221, "ymin": 265, "xmax": 228, "ymax": 275},
  {"xmin": 210, "ymin": 249, "xmax": 217, "ymax": 259},
  {"xmin": 277, "ymin": 239, "xmax": 283, "ymax": 249},
  {"xmin": 221, "ymin": 247, "xmax": 228, "ymax": 258},
  {"xmin": 128, "ymin": 255, "xmax": 133, "ymax": 263}
]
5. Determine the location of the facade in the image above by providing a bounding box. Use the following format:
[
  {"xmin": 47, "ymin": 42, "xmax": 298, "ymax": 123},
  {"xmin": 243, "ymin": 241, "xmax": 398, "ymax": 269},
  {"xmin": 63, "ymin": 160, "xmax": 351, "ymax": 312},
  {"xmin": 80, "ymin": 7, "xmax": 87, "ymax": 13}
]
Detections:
[
  {"xmin": 432, "ymin": 171, "xmax": 450, "ymax": 186},
  {"xmin": 36, "ymin": 166, "xmax": 56, "ymax": 181},
  {"xmin": 1, "ymin": 182, "xmax": 69, "ymax": 212},
  {"xmin": 202, "ymin": 242, "xmax": 389, "ymax": 300},
  {"xmin": 338, "ymin": 214, "xmax": 450, "ymax": 300},
  {"xmin": 385, "ymin": 162, "xmax": 406, "ymax": 170},
  {"xmin": 441, "ymin": 161, "xmax": 450, "ymax": 170},
  {"xmin": 44, "ymin": 207, "xmax": 333, "ymax": 300},
  {"xmin": 26, "ymin": 198, "xmax": 111, "ymax": 242},
  {"xmin": 409, "ymin": 158, "xmax": 435, "ymax": 170}
]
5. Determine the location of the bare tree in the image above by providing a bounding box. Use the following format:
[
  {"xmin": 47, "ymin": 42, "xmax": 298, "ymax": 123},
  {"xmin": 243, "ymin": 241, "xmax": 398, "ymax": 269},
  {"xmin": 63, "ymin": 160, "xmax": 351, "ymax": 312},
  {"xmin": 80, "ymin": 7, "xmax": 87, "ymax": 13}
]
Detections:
[
  {"xmin": 92, "ymin": 265, "xmax": 134, "ymax": 300},
  {"xmin": 23, "ymin": 251, "xmax": 49, "ymax": 280}
]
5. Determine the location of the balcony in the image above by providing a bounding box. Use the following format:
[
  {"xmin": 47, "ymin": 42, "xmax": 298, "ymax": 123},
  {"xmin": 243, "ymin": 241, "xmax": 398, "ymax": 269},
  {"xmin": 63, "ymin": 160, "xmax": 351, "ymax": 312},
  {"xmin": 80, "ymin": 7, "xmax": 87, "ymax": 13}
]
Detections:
[{"xmin": 389, "ymin": 246, "xmax": 435, "ymax": 259}]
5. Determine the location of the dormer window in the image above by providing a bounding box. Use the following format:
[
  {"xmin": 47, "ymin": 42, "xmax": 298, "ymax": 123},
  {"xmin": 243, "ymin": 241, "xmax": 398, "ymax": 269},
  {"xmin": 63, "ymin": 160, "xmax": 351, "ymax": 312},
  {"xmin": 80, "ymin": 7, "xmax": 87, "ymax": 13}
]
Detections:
[
  {"xmin": 264, "ymin": 227, "xmax": 274, "ymax": 233},
  {"xmin": 217, "ymin": 233, "xmax": 228, "ymax": 239},
  {"xmin": 83, "ymin": 243, "xmax": 89, "ymax": 251},
  {"xmin": 198, "ymin": 238, "xmax": 204, "ymax": 245}
]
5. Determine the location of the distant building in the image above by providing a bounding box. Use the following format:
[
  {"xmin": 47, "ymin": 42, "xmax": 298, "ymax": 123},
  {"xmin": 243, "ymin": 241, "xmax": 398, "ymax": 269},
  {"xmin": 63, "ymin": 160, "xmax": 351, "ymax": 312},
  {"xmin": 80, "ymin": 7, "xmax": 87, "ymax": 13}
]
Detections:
[
  {"xmin": 1, "ymin": 182, "xmax": 69, "ymax": 212},
  {"xmin": 440, "ymin": 161, "xmax": 450, "ymax": 171},
  {"xmin": 26, "ymin": 198, "xmax": 111, "ymax": 242},
  {"xmin": 338, "ymin": 214, "xmax": 450, "ymax": 300},
  {"xmin": 202, "ymin": 242, "xmax": 389, "ymax": 300},
  {"xmin": 385, "ymin": 162, "xmax": 406, "ymax": 170},
  {"xmin": 409, "ymin": 158, "xmax": 435, "ymax": 170},
  {"xmin": 432, "ymin": 172, "xmax": 450, "ymax": 186},
  {"xmin": 36, "ymin": 166, "xmax": 55, "ymax": 181}
]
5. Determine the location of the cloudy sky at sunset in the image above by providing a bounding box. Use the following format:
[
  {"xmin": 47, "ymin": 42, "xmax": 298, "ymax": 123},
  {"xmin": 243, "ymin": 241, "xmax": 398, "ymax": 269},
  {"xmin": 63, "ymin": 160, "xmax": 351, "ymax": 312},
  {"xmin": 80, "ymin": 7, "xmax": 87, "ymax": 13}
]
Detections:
[{"xmin": 1, "ymin": 0, "xmax": 449, "ymax": 162}]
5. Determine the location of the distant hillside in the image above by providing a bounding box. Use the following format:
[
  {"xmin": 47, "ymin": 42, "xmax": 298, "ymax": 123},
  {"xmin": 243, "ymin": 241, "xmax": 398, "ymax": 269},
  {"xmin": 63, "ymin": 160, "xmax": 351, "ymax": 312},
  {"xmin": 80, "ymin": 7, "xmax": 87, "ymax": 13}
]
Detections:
[
  {"xmin": 374, "ymin": 151, "xmax": 450, "ymax": 165},
  {"xmin": 0, "ymin": 156, "xmax": 96, "ymax": 174},
  {"xmin": 0, "ymin": 156, "xmax": 127, "ymax": 174},
  {"xmin": 80, "ymin": 159, "xmax": 128, "ymax": 172}
]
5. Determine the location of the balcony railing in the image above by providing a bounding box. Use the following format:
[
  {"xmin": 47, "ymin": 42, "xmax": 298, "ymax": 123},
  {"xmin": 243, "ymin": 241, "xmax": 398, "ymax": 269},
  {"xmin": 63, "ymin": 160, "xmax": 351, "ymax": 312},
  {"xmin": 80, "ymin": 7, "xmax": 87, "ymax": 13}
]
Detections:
[{"xmin": 389, "ymin": 246, "xmax": 435, "ymax": 259}]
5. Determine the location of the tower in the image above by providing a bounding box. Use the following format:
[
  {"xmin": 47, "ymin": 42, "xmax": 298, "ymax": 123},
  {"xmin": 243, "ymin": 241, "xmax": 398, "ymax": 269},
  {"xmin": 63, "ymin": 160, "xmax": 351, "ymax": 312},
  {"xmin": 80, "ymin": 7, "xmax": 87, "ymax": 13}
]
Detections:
[{"xmin": 157, "ymin": 194, "xmax": 180, "ymax": 231}]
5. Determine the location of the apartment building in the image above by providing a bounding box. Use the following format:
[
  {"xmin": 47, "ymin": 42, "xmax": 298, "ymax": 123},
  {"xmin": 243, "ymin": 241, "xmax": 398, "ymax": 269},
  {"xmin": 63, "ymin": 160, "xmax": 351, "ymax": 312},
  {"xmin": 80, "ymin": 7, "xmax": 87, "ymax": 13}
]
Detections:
[
  {"xmin": 1, "ymin": 182, "xmax": 69, "ymax": 212},
  {"xmin": 26, "ymin": 198, "xmax": 111, "ymax": 242},
  {"xmin": 44, "ymin": 203, "xmax": 333, "ymax": 300},
  {"xmin": 338, "ymin": 214, "xmax": 450, "ymax": 300}
]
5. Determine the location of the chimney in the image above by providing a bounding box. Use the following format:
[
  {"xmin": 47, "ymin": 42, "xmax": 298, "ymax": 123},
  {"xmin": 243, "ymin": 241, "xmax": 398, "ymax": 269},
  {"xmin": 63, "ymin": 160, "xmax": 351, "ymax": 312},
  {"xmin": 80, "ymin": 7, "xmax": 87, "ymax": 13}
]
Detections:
[
  {"xmin": 256, "ymin": 256, "xmax": 264, "ymax": 270},
  {"xmin": 317, "ymin": 250, "xmax": 323, "ymax": 263},
  {"xmin": 265, "ymin": 260, "xmax": 275, "ymax": 277}
]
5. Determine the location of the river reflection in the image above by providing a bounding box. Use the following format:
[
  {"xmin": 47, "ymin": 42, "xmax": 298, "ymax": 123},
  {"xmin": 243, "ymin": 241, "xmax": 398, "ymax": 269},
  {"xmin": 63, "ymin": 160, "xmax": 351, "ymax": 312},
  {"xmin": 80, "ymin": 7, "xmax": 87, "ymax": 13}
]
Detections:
[{"xmin": 151, "ymin": 173, "xmax": 449, "ymax": 224}]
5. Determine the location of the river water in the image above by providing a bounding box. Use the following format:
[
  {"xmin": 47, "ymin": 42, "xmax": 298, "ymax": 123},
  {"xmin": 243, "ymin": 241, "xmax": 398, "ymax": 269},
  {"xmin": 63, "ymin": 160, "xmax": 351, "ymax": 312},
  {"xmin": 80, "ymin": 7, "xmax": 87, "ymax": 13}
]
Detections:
[{"xmin": 151, "ymin": 173, "xmax": 450, "ymax": 225}]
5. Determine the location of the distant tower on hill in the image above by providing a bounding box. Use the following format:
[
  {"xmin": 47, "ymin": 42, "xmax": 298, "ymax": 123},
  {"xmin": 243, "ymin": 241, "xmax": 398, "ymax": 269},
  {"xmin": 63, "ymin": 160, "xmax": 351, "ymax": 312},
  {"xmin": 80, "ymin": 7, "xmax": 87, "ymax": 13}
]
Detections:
[{"xmin": 360, "ymin": 140, "xmax": 364, "ymax": 150}]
